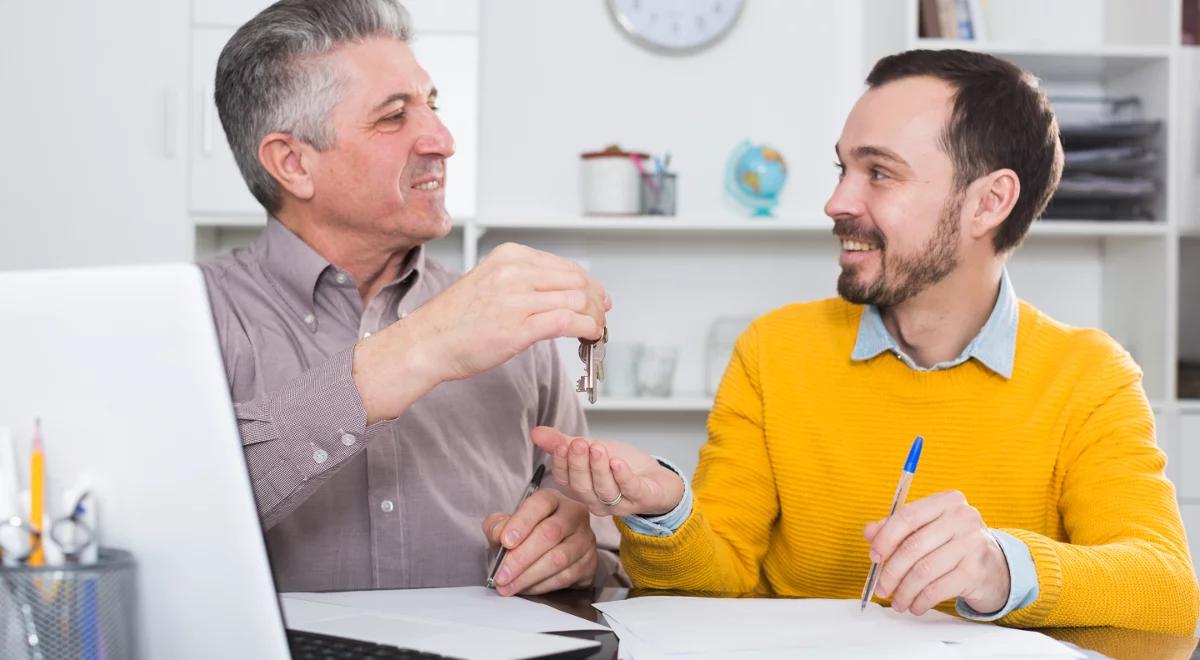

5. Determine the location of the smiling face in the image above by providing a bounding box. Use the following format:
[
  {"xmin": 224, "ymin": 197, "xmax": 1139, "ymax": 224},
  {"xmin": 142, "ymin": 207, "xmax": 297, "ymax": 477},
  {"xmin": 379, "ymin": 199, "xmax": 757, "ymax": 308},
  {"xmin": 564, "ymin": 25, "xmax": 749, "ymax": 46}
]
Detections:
[
  {"xmin": 306, "ymin": 37, "xmax": 455, "ymax": 245},
  {"xmin": 825, "ymin": 76, "xmax": 967, "ymax": 308}
]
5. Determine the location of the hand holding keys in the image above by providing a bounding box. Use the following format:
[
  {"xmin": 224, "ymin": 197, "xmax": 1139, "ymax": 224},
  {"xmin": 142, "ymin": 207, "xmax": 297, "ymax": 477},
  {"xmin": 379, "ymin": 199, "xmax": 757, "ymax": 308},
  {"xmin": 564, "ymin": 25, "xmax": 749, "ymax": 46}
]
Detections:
[{"xmin": 576, "ymin": 327, "xmax": 608, "ymax": 404}]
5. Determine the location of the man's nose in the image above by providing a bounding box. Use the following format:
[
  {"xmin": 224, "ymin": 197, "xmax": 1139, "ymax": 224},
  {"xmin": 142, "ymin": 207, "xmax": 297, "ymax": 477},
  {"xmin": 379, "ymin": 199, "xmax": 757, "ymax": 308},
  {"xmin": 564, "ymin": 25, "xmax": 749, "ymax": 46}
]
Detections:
[
  {"xmin": 414, "ymin": 108, "xmax": 456, "ymax": 158},
  {"xmin": 824, "ymin": 178, "xmax": 864, "ymax": 222}
]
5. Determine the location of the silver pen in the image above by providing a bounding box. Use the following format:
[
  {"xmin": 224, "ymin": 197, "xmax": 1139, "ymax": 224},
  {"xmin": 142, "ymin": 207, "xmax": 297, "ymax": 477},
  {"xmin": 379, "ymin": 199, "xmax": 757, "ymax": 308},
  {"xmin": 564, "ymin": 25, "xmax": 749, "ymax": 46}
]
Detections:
[
  {"xmin": 486, "ymin": 463, "xmax": 546, "ymax": 589},
  {"xmin": 860, "ymin": 436, "xmax": 924, "ymax": 612}
]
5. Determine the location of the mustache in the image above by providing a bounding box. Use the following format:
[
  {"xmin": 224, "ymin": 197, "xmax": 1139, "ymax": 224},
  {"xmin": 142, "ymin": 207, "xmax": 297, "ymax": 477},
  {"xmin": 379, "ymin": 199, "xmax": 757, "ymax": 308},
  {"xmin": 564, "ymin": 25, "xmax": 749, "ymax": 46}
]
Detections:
[
  {"xmin": 832, "ymin": 219, "xmax": 885, "ymax": 247},
  {"xmin": 405, "ymin": 158, "xmax": 445, "ymax": 180}
]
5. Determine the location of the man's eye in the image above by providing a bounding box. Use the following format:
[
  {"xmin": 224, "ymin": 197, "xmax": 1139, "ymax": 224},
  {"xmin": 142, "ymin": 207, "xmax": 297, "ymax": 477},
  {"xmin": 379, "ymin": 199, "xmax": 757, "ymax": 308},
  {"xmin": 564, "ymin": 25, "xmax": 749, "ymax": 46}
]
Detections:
[
  {"xmin": 870, "ymin": 167, "xmax": 887, "ymax": 181},
  {"xmin": 430, "ymin": 103, "xmax": 440, "ymax": 112},
  {"xmin": 383, "ymin": 112, "xmax": 406, "ymax": 122},
  {"xmin": 833, "ymin": 162, "xmax": 846, "ymax": 178}
]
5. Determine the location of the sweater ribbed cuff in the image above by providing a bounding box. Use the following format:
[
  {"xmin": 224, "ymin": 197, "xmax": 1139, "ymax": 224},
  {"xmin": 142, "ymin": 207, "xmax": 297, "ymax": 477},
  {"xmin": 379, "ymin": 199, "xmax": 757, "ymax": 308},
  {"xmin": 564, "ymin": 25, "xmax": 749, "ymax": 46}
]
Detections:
[{"xmin": 994, "ymin": 528, "xmax": 1064, "ymax": 628}]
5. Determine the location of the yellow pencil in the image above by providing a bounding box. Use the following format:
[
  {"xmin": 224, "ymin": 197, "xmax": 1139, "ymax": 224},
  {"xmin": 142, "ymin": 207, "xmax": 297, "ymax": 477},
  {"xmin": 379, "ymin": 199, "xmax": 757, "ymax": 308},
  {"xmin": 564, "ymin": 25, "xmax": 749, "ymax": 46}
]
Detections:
[{"xmin": 28, "ymin": 418, "xmax": 44, "ymax": 566}]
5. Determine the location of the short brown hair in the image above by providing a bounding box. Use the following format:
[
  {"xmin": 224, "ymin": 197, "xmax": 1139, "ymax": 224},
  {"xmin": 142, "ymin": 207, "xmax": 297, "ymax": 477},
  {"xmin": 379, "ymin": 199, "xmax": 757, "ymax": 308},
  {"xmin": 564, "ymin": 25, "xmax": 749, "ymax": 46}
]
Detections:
[{"xmin": 866, "ymin": 49, "xmax": 1063, "ymax": 253}]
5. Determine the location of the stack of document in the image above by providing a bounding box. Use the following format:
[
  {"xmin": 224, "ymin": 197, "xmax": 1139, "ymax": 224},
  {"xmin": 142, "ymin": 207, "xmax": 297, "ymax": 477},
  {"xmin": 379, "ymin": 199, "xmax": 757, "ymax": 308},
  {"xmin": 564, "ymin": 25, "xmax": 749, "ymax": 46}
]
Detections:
[{"xmin": 594, "ymin": 597, "xmax": 1084, "ymax": 659}]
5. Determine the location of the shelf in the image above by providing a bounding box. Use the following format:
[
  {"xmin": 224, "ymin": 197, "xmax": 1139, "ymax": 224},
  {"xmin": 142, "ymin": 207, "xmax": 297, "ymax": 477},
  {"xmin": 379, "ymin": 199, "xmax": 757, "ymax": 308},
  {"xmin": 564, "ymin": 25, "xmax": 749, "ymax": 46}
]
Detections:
[
  {"xmin": 473, "ymin": 218, "xmax": 1164, "ymax": 239},
  {"xmin": 1032, "ymin": 221, "xmax": 1167, "ymax": 237},
  {"xmin": 909, "ymin": 40, "xmax": 1170, "ymax": 79},
  {"xmin": 194, "ymin": 213, "xmax": 269, "ymax": 228},
  {"xmin": 474, "ymin": 217, "xmax": 831, "ymax": 236},
  {"xmin": 577, "ymin": 395, "xmax": 713, "ymax": 412},
  {"xmin": 912, "ymin": 39, "xmax": 1173, "ymax": 59},
  {"xmin": 1179, "ymin": 400, "xmax": 1200, "ymax": 414}
]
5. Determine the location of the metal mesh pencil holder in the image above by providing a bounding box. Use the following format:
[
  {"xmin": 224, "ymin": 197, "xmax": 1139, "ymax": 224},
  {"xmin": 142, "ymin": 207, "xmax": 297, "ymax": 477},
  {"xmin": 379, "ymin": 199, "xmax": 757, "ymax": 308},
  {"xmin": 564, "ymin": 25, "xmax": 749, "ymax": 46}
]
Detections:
[{"xmin": 0, "ymin": 548, "xmax": 136, "ymax": 660}]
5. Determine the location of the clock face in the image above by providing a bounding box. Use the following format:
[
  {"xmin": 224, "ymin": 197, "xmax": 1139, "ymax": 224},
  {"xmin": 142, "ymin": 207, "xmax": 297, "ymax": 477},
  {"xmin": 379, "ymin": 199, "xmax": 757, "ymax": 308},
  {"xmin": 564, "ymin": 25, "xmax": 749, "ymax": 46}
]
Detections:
[{"xmin": 607, "ymin": 0, "xmax": 745, "ymax": 53}]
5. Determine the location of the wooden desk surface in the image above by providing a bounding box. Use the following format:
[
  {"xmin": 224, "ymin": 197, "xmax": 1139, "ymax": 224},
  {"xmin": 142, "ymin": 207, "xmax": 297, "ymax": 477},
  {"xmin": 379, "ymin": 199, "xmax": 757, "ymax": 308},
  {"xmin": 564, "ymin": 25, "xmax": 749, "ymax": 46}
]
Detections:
[{"xmin": 527, "ymin": 588, "xmax": 1200, "ymax": 660}]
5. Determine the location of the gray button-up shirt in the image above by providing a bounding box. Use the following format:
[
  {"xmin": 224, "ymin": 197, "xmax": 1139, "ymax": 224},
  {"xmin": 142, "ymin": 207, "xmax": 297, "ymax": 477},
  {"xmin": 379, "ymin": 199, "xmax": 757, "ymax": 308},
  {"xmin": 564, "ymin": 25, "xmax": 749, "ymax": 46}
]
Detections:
[{"xmin": 199, "ymin": 219, "xmax": 615, "ymax": 592}]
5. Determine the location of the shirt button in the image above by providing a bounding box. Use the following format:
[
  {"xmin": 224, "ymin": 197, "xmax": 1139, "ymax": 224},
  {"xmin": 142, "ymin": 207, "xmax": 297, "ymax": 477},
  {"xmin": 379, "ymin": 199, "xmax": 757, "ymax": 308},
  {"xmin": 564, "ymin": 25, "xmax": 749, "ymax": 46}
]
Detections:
[
  {"xmin": 303, "ymin": 312, "xmax": 315, "ymax": 325},
  {"xmin": 335, "ymin": 272, "xmax": 347, "ymax": 284},
  {"xmin": 380, "ymin": 499, "xmax": 395, "ymax": 513},
  {"xmin": 313, "ymin": 449, "xmax": 329, "ymax": 464},
  {"xmin": 363, "ymin": 331, "xmax": 372, "ymax": 339},
  {"xmin": 340, "ymin": 432, "xmax": 356, "ymax": 446}
]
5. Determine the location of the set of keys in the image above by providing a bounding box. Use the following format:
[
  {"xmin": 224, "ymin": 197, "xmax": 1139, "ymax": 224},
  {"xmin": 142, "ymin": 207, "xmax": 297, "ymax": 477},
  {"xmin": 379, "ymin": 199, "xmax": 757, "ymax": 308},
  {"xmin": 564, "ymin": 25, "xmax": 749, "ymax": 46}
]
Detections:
[{"xmin": 576, "ymin": 327, "xmax": 608, "ymax": 404}]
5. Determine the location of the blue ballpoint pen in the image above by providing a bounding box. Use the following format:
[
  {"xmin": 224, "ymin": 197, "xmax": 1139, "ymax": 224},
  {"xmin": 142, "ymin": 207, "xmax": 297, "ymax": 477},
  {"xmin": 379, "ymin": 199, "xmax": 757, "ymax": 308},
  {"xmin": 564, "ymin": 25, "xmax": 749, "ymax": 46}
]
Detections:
[{"xmin": 860, "ymin": 435, "xmax": 924, "ymax": 612}]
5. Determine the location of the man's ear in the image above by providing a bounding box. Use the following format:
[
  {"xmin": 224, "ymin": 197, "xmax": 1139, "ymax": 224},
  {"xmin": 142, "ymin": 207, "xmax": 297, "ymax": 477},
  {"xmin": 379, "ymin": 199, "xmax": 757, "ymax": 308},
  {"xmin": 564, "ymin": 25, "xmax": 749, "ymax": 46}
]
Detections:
[
  {"xmin": 967, "ymin": 168, "xmax": 1020, "ymax": 241},
  {"xmin": 258, "ymin": 133, "xmax": 316, "ymax": 202}
]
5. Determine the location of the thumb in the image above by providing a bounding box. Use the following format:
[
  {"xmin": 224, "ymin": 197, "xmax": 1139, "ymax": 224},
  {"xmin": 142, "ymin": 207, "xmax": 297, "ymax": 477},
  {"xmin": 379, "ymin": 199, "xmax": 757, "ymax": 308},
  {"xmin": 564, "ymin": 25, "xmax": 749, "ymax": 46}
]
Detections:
[
  {"xmin": 531, "ymin": 426, "xmax": 571, "ymax": 453},
  {"xmin": 863, "ymin": 519, "xmax": 884, "ymax": 541}
]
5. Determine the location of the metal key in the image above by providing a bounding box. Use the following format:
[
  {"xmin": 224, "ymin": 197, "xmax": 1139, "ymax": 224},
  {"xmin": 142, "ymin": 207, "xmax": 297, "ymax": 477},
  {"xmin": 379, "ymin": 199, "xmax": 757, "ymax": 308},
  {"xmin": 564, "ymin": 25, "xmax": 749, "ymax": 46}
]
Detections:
[{"xmin": 576, "ymin": 326, "xmax": 608, "ymax": 404}]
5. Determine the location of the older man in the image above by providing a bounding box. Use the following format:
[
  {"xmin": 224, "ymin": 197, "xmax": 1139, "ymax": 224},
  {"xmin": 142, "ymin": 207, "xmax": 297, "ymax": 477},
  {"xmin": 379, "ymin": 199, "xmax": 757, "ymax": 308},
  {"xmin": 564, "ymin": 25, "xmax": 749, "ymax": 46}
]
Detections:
[
  {"xmin": 199, "ymin": 0, "xmax": 618, "ymax": 596},
  {"xmin": 538, "ymin": 49, "xmax": 1200, "ymax": 634}
]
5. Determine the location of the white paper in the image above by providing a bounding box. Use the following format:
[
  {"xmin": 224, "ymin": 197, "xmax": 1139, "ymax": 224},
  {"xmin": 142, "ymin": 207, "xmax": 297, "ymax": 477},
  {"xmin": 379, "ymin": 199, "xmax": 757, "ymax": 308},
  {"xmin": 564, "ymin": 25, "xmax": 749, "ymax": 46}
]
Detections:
[
  {"xmin": 594, "ymin": 597, "xmax": 1083, "ymax": 659},
  {"xmin": 280, "ymin": 597, "xmax": 599, "ymax": 660},
  {"xmin": 284, "ymin": 585, "xmax": 608, "ymax": 633}
]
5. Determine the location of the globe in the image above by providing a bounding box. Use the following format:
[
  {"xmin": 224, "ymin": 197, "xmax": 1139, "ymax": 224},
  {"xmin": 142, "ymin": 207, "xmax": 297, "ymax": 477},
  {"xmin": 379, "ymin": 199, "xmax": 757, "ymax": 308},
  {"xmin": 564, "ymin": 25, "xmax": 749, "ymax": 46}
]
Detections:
[{"xmin": 725, "ymin": 140, "xmax": 788, "ymax": 217}]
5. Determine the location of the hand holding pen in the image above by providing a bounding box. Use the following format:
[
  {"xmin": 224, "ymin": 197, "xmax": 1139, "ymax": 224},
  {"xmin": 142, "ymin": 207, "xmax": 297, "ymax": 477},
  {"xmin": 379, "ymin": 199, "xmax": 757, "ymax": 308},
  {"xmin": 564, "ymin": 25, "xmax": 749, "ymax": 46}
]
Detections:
[
  {"xmin": 482, "ymin": 462, "xmax": 600, "ymax": 596},
  {"xmin": 862, "ymin": 437, "xmax": 1012, "ymax": 616}
]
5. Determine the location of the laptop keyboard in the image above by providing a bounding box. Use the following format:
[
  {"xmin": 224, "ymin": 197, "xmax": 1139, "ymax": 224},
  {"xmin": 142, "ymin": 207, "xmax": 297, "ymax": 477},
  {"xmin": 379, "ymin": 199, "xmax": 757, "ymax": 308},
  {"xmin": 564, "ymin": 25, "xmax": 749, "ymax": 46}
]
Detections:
[{"xmin": 287, "ymin": 629, "xmax": 462, "ymax": 659}]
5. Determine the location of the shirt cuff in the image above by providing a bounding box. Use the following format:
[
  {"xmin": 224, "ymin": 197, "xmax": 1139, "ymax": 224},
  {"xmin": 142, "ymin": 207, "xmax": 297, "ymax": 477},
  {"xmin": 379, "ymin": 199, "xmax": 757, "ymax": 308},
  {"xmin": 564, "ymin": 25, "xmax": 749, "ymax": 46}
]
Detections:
[
  {"xmin": 620, "ymin": 456, "xmax": 692, "ymax": 537},
  {"xmin": 956, "ymin": 529, "xmax": 1040, "ymax": 621}
]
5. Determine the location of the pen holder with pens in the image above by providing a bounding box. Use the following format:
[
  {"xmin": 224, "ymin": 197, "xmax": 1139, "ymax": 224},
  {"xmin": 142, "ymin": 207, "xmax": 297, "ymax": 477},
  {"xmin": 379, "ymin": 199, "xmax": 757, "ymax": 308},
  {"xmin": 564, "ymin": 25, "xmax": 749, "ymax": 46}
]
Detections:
[{"xmin": 1, "ymin": 548, "xmax": 137, "ymax": 659}]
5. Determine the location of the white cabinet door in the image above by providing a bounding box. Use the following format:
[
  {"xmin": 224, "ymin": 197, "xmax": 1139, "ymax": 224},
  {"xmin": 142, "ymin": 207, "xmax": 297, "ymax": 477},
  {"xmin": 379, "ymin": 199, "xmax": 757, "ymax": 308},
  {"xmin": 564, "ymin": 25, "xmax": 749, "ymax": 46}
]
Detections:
[
  {"xmin": 0, "ymin": 0, "xmax": 191, "ymax": 269},
  {"xmin": 193, "ymin": 0, "xmax": 479, "ymax": 32},
  {"xmin": 1182, "ymin": 414, "xmax": 1200, "ymax": 500},
  {"xmin": 190, "ymin": 28, "xmax": 262, "ymax": 219},
  {"xmin": 189, "ymin": 30, "xmax": 477, "ymax": 220}
]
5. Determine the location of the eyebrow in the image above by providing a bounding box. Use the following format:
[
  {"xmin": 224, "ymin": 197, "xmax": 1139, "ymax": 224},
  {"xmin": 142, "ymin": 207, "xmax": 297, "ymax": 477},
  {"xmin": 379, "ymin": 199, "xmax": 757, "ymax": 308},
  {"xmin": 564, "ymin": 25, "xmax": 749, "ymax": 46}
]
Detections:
[
  {"xmin": 371, "ymin": 86, "xmax": 438, "ymax": 115},
  {"xmin": 835, "ymin": 144, "xmax": 911, "ymax": 169}
]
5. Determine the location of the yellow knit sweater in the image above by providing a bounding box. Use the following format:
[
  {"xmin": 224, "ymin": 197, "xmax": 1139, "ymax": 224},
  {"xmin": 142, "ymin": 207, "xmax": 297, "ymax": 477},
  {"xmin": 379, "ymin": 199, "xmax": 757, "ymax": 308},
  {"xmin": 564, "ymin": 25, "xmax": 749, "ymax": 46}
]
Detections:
[{"xmin": 617, "ymin": 298, "xmax": 1199, "ymax": 634}]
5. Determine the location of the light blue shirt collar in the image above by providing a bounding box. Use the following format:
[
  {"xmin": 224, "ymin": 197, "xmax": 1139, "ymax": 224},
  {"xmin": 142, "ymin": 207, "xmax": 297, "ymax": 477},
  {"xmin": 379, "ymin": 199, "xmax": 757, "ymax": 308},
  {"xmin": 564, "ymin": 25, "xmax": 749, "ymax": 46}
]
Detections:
[{"xmin": 850, "ymin": 269, "xmax": 1018, "ymax": 379}]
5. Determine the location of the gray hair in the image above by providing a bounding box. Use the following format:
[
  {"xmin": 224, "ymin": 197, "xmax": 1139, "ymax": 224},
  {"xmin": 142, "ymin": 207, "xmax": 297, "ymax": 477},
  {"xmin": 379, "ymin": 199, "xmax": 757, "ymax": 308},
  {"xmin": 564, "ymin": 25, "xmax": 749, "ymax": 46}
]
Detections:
[{"xmin": 215, "ymin": 0, "xmax": 412, "ymax": 212}]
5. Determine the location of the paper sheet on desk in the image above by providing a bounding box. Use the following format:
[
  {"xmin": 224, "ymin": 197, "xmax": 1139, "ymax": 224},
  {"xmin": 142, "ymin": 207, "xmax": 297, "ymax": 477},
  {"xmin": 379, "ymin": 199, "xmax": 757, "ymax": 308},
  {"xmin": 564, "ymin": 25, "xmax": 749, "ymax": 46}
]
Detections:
[
  {"xmin": 279, "ymin": 597, "xmax": 599, "ymax": 660},
  {"xmin": 594, "ymin": 597, "xmax": 1084, "ymax": 659},
  {"xmin": 284, "ymin": 586, "xmax": 608, "ymax": 633}
]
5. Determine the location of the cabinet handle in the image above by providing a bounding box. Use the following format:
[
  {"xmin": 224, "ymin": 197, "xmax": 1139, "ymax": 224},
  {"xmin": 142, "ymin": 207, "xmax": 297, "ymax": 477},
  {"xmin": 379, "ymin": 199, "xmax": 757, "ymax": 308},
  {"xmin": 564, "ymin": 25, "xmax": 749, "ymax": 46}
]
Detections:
[
  {"xmin": 163, "ymin": 88, "xmax": 178, "ymax": 160},
  {"xmin": 202, "ymin": 83, "xmax": 214, "ymax": 156}
]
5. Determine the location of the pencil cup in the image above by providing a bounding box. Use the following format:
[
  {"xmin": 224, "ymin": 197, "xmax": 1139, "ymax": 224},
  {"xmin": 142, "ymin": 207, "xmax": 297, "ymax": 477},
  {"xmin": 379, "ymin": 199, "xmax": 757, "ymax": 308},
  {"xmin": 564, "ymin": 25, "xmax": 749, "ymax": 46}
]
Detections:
[{"xmin": 0, "ymin": 548, "xmax": 136, "ymax": 659}]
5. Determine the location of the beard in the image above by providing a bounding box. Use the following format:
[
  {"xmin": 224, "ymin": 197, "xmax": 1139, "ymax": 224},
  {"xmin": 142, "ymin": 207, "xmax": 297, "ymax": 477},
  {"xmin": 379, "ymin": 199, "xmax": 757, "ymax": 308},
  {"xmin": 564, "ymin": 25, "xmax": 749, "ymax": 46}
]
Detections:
[{"xmin": 836, "ymin": 193, "xmax": 963, "ymax": 308}]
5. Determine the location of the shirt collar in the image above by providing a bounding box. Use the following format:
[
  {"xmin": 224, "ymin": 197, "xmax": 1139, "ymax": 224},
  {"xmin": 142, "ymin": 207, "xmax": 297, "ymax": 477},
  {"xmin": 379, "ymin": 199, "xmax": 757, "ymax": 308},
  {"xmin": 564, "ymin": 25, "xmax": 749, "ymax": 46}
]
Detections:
[
  {"xmin": 850, "ymin": 269, "xmax": 1018, "ymax": 379},
  {"xmin": 252, "ymin": 217, "xmax": 427, "ymax": 320}
]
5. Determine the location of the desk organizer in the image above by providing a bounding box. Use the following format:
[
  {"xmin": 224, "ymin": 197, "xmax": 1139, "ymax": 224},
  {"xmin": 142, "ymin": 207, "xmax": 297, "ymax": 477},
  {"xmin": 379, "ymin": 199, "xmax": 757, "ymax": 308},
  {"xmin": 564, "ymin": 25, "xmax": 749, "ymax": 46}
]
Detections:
[{"xmin": 0, "ymin": 548, "xmax": 136, "ymax": 659}]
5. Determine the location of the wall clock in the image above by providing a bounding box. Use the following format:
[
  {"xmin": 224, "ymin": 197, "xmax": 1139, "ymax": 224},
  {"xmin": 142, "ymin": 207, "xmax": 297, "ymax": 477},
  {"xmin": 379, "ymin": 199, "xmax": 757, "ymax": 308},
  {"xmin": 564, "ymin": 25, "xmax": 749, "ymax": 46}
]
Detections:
[{"xmin": 607, "ymin": 0, "xmax": 745, "ymax": 54}]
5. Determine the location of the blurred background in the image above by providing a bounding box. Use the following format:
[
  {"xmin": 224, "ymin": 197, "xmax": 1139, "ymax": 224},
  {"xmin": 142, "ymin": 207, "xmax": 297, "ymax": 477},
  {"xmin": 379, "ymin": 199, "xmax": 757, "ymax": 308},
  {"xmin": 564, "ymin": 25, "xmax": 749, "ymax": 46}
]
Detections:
[{"xmin": 1, "ymin": 0, "xmax": 1199, "ymax": 556}]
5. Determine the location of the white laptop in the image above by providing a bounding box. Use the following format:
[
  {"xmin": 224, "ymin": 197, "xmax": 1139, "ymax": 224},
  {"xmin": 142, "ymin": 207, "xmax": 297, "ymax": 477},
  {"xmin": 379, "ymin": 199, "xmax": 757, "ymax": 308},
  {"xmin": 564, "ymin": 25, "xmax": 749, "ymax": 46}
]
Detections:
[{"xmin": 0, "ymin": 264, "xmax": 599, "ymax": 660}]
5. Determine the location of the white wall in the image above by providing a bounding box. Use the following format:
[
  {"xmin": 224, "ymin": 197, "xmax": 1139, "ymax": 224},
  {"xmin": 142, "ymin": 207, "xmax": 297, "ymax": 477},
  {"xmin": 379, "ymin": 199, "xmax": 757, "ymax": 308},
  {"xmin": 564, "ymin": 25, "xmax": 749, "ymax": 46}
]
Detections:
[{"xmin": 477, "ymin": 0, "xmax": 867, "ymax": 222}]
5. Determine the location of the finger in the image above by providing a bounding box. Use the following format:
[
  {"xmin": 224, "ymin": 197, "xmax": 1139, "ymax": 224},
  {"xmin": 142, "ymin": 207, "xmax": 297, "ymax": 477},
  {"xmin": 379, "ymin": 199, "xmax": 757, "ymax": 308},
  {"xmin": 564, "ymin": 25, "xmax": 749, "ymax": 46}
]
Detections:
[
  {"xmin": 864, "ymin": 519, "xmax": 884, "ymax": 542},
  {"xmin": 497, "ymin": 488, "xmax": 559, "ymax": 550},
  {"xmin": 482, "ymin": 513, "xmax": 509, "ymax": 545},
  {"xmin": 888, "ymin": 538, "xmax": 965, "ymax": 614},
  {"xmin": 520, "ymin": 547, "xmax": 597, "ymax": 596},
  {"xmin": 909, "ymin": 568, "xmax": 973, "ymax": 616},
  {"xmin": 565, "ymin": 439, "xmax": 597, "ymax": 502},
  {"xmin": 553, "ymin": 443, "xmax": 571, "ymax": 490},
  {"xmin": 521, "ymin": 309, "xmax": 602, "ymax": 343},
  {"xmin": 609, "ymin": 458, "xmax": 649, "ymax": 503},
  {"xmin": 874, "ymin": 518, "xmax": 955, "ymax": 599},
  {"xmin": 498, "ymin": 528, "xmax": 593, "ymax": 596},
  {"xmin": 513, "ymin": 290, "xmax": 590, "ymax": 317},
  {"xmin": 588, "ymin": 444, "xmax": 622, "ymax": 506},
  {"xmin": 870, "ymin": 492, "xmax": 961, "ymax": 562},
  {"xmin": 530, "ymin": 426, "xmax": 572, "ymax": 456}
]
